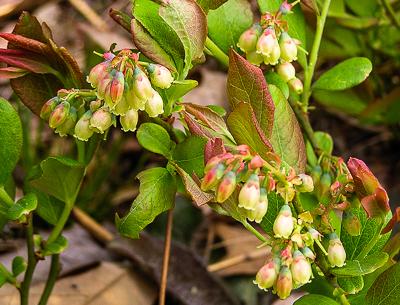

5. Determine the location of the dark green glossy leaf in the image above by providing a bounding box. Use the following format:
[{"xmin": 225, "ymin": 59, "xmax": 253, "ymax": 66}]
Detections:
[
  {"xmin": 137, "ymin": 123, "xmax": 172, "ymax": 158},
  {"xmin": 42, "ymin": 235, "xmax": 68, "ymax": 256},
  {"xmin": 7, "ymin": 193, "xmax": 37, "ymax": 220},
  {"xmin": 294, "ymin": 294, "xmax": 340, "ymax": 305},
  {"xmin": 337, "ymin": 276, "xmax": 364, "ymax": 294},
  {"xmin": 173, "ymin": 136, "xmax": 207, "ymax": 177},
  {"xmin": 331, "ymin": 252, "xmax": 388, "ymax": 277},
  {"xmin": 313, "ymin": 89, "xmax": 367, "ymax": 115},
  {"xmin": 366, "ymin": 263, "xmax": 400, "ymax": 305},
  {"xmin": 12, "ymin": 256, "xmax": 26, "ymax": 277}
]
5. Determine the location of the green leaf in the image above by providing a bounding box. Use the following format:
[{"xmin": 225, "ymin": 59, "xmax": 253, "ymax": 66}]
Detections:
[
  {"xmin": 137, "ymin": 123, "xmax": 172, "ymax": 158},
  {"xmin": 366, "ymin": 263, "xmax": 400, "ymax": 305},
  {"xmin": 227, "ymin": 50, "xmax": 275, "ymax": 138},
  {"xmin": 345, "ymin": 0, "xmax": 378, "ymax": 17},
  {"xmin": 29, "ymin": 157, "xmax": 85, "ymax": 205},
  {"xmin": 0, "ymin": 98, "xmax": 23, "ymax": 186},
  {"xmin": 264, "ymin": 71, "xmax": 289, "ymax": 99},
  {"xmin": 260, "ymin": 192, "xmax": 285, "ymax": 236},
  {"xmin": 34, "ymin": 191, "xmax": 64, "ymax": 225},
  {"xmin": 173, "ymin": 136, "xmax": 207, "ymax": 177},
  {"xmin": 294, "ymin": 294, "xmax": 340, "ymax": 305},
  {"xmin": 227, "ymin": 102, "xmax": 273, "ymax": 159},
  {"xmin": 269, "ymin": 85, "xmax": 306, "ymax": 173},
  {"xmin": 12, "ymin": 256, "xmax": 27, "ymax": 277},
  {"xmin": 331, "ymin": 252, "xmax": 388, "ymax": 277},
  {"xmin": 211, "ymin": 189, "xmax": 247, "ymax": 223},
  {"xmin": 207, "ymin": 0, "xmax": 253, "ymax": 53},
  {"xmin": 315, "ymin": 131, "xmax": 333, "ymax": 155},
  {"xmin": 337, "ymin": 276, "xmax": 364, "ymax": 294},
  {"xmin": 341, "ymin": 207, "xmax": 391, "ymax": 260},
  {"xmin": 313, "ymin": 57, "xmax": 372, "ymax": 91},
  {"xmin": 165, "ymin": 80, "xmax": 198, "ymax": 102},
  {"xmin": 159, "ymin": 0, "xmax": 207, "ymax": 78},
  {"xmin": 197, "ymin": 0, "xmax": 228, "ymax": 12},
  {"xmin": 7, "ymin": 193, "xmax": 37, "ymax": 220},
  {"xmin": 42, "ymin": 235, "xmax": 68, "ymax": 256},
  {"xmin": 313, "ymin": 89, "xmax": 367, "ymax": 115},
  {"xmin": 116, "ymin": 167, "xmax": 177, "ymax": 239}
]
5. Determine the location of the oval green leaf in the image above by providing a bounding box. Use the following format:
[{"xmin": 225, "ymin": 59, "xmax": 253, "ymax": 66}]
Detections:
[
  {"xmin": 331, "ymin": 252, "xmax": 388, "ymax": 277},
  {"xmin": 366, "ymin": 263, "xmax": 400, "ymax": 305},
  {"xmin": 7, "ymin": 193, "xmax": 37, "ymax": 220},
  {"xmin": 294, "ymin": 294, "xmax": 340, "ymax": 305},
  {"xmin": 137, "ymin": 123, "xmax": 172, "ymax": 158}
]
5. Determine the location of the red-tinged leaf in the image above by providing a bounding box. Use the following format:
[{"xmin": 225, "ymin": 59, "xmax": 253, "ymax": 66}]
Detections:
[
  {"xmin": 0, "ymin": 67, "xmax": 28, "ymax": 79},
  {"xmin": 0, "ymin": 33, "xmax": 50, "ymax": 55},
  {"xmin": 382, "ymin": 207, "xmax": 400, "ymax": 234},
  {"xmin": 183, "ymin": 111, "xmax": 213, "ymax": 139},
  {"xmin": 360, "ymin": 186, "xmax": 390, "ymax": 219},
  {"xmin": 109, "ymin": 8, "xmax": 131, "ymax": 33},
  {"xmin": 131, "ymin": 18, "xmax": 177, "ymax": 72},
  {"xmin": 204, "ymin": 138, "xmax": 225, "ymax": 164},
  {"xmin": 227, "ymin": 49, "xmax": 275, "ymax": 138},
  {"xmin": 11, "ymin": 74, "xmax": 63, "ymax": 115},
  {"xmin": 12, "ymin": 11, "xmax": 48, "ymax": 43},
  {"xmin": 55, "ymin": 45, "xmax": 84, "ymax": 88},
  {"xmin": 347, "ymin": 157, "xmax": 381, "ymax": 197},
  {"xmin": 183, "ymin": 103, "xmax": 229, "ymax": 135},
  {"xmin": 174, "ymin": 164, "xmax": 213, "ymax": 206},
  {"xmin": 227, "ymin": 102, "xmax": 273, "ymax": 160}
]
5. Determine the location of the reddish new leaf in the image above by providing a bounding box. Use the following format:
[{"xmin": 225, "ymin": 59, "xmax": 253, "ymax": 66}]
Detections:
[
  {"xmin": 109, "ymin": 8, "xmax": 131, "ymax": 33},
  {"xmin": 0, "ymin": 67, "xmax": 28, "ymax": 79},
  {"xmin": 204, "ymin": 138, "xmax": 225, "ymax": 164},
  {"xmin": 227, "ymin": 49, "xmax": 275, "ymax": 138},
  {"xmin": 183, "ymin": 111, "xmax": 213, "ymax": 139},
  {"xmin": 183, "ymin": 103, "xmax": 229, "ymax": 135},
  {"xmin": 382, "ymin": 207, "xmax": 400, "ymax": 234}
]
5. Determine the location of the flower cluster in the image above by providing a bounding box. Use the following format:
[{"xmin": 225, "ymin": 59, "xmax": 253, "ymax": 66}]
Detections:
[
  {"xmin": 237, "ymin": 1, "xmax": 303, "ymax": 94},
  {"xmin": 40, "ymin": 50, "xmax": 174, "ymax": 140}
]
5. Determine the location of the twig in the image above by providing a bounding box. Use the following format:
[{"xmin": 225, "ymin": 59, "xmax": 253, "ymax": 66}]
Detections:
[
  {"xmin": 159, "ymin": 209, "xmax": 174, "ymax": 305},
  {"xmin": 68, "ymin": 0, "xmax": 109, "ymax": 31},
  {"xmin": 207, "ymin": 248, "xmax": 266, "ymax": 272},
  {"xmin": 37, "ymin": 254, "xmax": 61, "ymax": 305},
  {"xmin": 203, "ymin": 221, "xmax": 215, "ymax": 264}
]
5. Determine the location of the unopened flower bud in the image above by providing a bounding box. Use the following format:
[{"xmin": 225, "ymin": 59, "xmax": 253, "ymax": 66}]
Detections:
[
  {"xmin": 89, "ymin": 99, "xmax": 103, "ymax": 112},
  {"xmin": 256, "ymin": 27, "xmax": 277, "ymax": 57},
  {"xmin": 105, "ymin": 71, "xmax": 125, "ymax": 109},
  {"xmin": 296, "ymin": 174, "xmax": 314, "ymax": 192},
  {"xmin": 264, "ymin": 41, "xmax": 280, "ymax": 65},
  {"xmin": 238, "ymin": 174, "xmax": 260, "ymax": 210},
  {"xmin": 238, "ymin": 24, "xmax": 261, "ymax": 53},
  {"xmin": 120, "ymin": 109, "xmax": 138, "ymax": 132},
  {"xmin": 247, "ymin": 188, "xmax": 268, "ymax": 223},
  {"xmin": 273, "ymin": 204, "xmax": 294, "ymax": 239},
  {"xmin": 103, "ymin": 52, "xmax": 115, "ymax": 61},
  {"xmin": 90, "ymin": 107, "xmax": 113, "ymax": 134},
  {"xmin": 147, "ymin": 64, "xmax": 173, "ymax": 89},
  {"xmin": 40, "ymin": 97, "xmax": 60, "ymax": 120},
  {"xmin": 201, "ymin": 163, "xmax": 225, "ymax": 191},
  {"xmin": 249, "ymin": 155, "xmax": 264, "ymax": 169},
  {"xmin": 246, "ymin": 51, "xmax": 264, "ymax": 66},
  {"xmin": 145, "ymin": 90, "xmax": 164, "ymax": 117},
  {"xmin": 216, "ymin": 171, "xmax": 236, "ymax": 203},
  {"xmin": 55, "ymin": 107, "xmax": 77, "ymax": 137},
  {"xmin": 277, "ymin": 62, "xmax": 296, "ymax": 82},
  {"xmin": 308, "ymin": 227, "xmax": 322, "ymax": 241},
  {"xmin": 87, "ymin": 61, "xmax": 109, "ymax": 88},
  {"xmin": 328, "ymin": 233, "xmax": 346, "ymax": 267},
  {"xmin": 288, "ymin": 77, "xmax": 303, "ymax": 94},
  {"xmin": 254, "ymin": 258, "xmax": 279, "ymax": 290},
  {"xmin": 49, "ymin": 101, "xmax": 70, "ymax": 128},
  {"xmin": 279, "ymin": 32, "xmax": 297, "ymax": 62},
  {"xmin": 133, "ymin": 67, "xmax": 153, "ymax": 101},
  {"xmin": 112, "ymin": 95, "xmax": 130, "ymax": 116},
  {"xmin": 276, "ymin": 266, "xmax": 293, "ymax": 299},
  {"xmin": 97, "ymin": 74, "xmax": 112, "ymax": 99},
  {"xmin": 74, "ymin": 110, "xmax": 94, "ymax": 141},
  {"xmin": 301, "ymin": 246, "xmax": 316, "ymax": 261},
  {"xmin": 343, "ymin": 211, "xmax": 361, "ymax": 236},
  {"xmin": 279, "ymin": 0, "xmax": 293, "ymax": 15},
  {"xmin": 291, "ymin": 250, "xmax": 312, "ymax": 285}
]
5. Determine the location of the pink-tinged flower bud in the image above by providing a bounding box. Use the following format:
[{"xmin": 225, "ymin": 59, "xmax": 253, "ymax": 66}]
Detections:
[
  {"xmin": 308, "ymin": 227, "xmax": 322, "ymax": 240},
  {"xmin": 112, "ymin": 94, "xmax": 130, "ymax": 116},
  {"xmin": 124, "ymin": 82, "xmax": 147, "ymax": 111},
  {"xmin": 201, "ymin": 163, "xmax": 225, "ymax": 191},
  {"xmin": 145, "ymin": 90, "xmax": 164, "ymax": 117},
  {"xmin": 89, "ymin": 99, "xmax": 103, "ymax": 112},
  {"xmin": 74, "ymin": 110, "xmax": 94, "ymax": 141},
  {"xmin": 97, "ymin": 74, "xmax": 112, "ymax": 99},
  {"xmin": 279, "ymin": 32, "xmax": 297, "ymax": 62},
  {"xmin": 256, "ymin": 27, "xmax": 277, "ymax": 57},
  {"xmin": 216, "ymin": 171, "xmax": 236, "ymax": 203},
  {"xmin": 40, "ymin": 97, "xmax": 60, "ymax": 120},
  {"xmin": 273, "ymin": 204, "xmax": 294, "ymax": 239},
  {"xmin": 276, "ymin": 266, "xmax": 293, "ymax": 299},
  {"xmin": 55, "ymin": 107, "xmax": 77, "ymax": 137},
  {"xmin": 90, "ymin": 107, "xmax": 113, "ymax": 134},
  {"xmin": 296, "ymin": 174, "xmax": 314, "ymax": 192},
  {"xmin": 103, "ymin": 52, "xmax": 115, "ymax": 61},
  {"xmin": 254, "ymin": 258, "xmax": 279, "ymax": 290},
  {"xmin": 328, "ymin": 233, "xmax": 346, "ymax": 267},
  {"xmin": 249, "ymin": 155, "xmax": 264, "ymax": 169},
  {"xmin": 105, "ymin": 71, "xmax": 125, "ymax": 109},
  {"xmin": 246, "ymin": 51, "xmax": 264, "ymax": 66},
  {"xmin": 291, "ymin": 250, "xmax": 312, "ymax": 285},
  {"xmin": 279, "ymin": 0, "xmax": 293, "ymax": 15},
  {"xmin": 87, "ymin": 61, "xmax": 109, "ymax": 88},
  {"xmin": 247, "ymin": 188, "xmax": 268, "ymax": 223},
  {"xmin": 204, "ymin": 154, "xmax": 229, "ymax": 173},
  {"xmin": 49, "ymin": 101, "xmax": 70, "ymax": 128},
  {"xmin": 133, "ymin": 67, "xmax": 153, "ymax": 101},
  {"xmin": 347, "ymin": 157, "xmax": 390, "ymax": 218},
  {"xmin": 264, "ymin": 41, "xmax": 280, "ymax": 65},
  {"xmin": 238, "ymin": 25, "xmax": 261, "ymax": 53},
  {"xmin": 277, "ymin": 62, "xmax": 296, "ymax": 82},
  {"xmin": 238, "ymin": 174, "xmax": 260, "ymax": 210},
  {"xmin": 343, "ymin": 211, "xmax": 361, "ymax": 236},
  {"xmin": 301, "ymin": 246, "xmax": 316, "ymax": 261},
  {"xmin": 120, "ymin": 109, "xmax": 138, "ymax": 132},
  {"xmin": 147, "ymin": 64, "xmax": 174, "ymax": 89},
  {"xmin": 288, "ymin": 77, "xmax": 303, "ymax": 94}
]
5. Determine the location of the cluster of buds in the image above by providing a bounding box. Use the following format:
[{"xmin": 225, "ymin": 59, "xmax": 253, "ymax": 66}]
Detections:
[
  {"xmin": 237, "ymin": 1, "xmax": 303, "ymax": 94},
  {"xmin": 201, "ymin": 145, "xmax": 314, "ymax": 224},
  {"xmin": 40, "ymin": 49, "xmax": 174, "ymax": 141}
]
